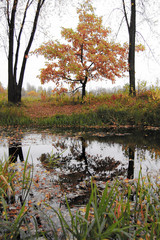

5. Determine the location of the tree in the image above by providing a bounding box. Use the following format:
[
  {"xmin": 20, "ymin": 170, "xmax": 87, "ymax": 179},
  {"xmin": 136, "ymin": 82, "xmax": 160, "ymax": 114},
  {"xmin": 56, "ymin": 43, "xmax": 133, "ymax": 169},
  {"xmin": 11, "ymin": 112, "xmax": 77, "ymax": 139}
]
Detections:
[
  {"xmin": 0, "ymin": 0, "xmax": 47, "ymax": 103},
  {"xmin": 0, "ymin": 0, "xmax": 83, "ymax": 104},
  {"xmin": 122, "ymin": 0, "xmax": 136, "ymax": 96},
  {"xmin": 3, "ymin": 0, "xmax": 47, "ymax": 103},
  {"xmin": 34, "ymin": 0, "xmax": 128, "ymax": 100},
  {"xmin": 122, "ymin": 0, "xmax": 148, "ymax": 96}
]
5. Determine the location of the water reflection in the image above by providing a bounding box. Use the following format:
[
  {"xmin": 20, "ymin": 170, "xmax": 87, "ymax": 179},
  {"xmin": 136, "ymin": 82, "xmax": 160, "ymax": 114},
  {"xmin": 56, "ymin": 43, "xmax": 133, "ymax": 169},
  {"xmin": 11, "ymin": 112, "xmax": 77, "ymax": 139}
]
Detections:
[
  {"xmin": 0, "ymin": 129, "xmax": 160, "ymax": 180},
  {"xmin": 1, "ymin": 128, "xmax": 160, "ymax": 206},
  {"xmin": 127, "ymin": 148, "xmax": 135, "ymax": 179},
  {"xmin": 38, "ymin": 137, "xmax": 134, "ymax": 194},
  {"xmin": 9, "ymin": 143, "xmax": 24, "ymax": 163}
]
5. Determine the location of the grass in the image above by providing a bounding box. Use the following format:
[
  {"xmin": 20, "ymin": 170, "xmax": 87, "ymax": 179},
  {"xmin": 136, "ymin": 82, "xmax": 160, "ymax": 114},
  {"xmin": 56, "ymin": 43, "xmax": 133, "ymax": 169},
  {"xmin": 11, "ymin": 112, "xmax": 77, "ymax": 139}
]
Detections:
[
  {"xmin": 42, "ymin": 171, "xmax": 160, "ymax": 239},
  {"xmin": 31, "ymin": 102, "xmax": 160, "ymax": 128},
  {"xmin": 1, "ymin": 88, "xmax": 160, "ymax": 128},
  {"xmin": 35, "ymin": 111, "xmax": 102, "ymax": 128},
  {"xmin": 0, "ymin": 103, "xmax": 32, "ymax": 126},
  {"xmin": 34, "ymin": 171, "xmax": 160, "ymax": 239},
  {"xmin": 0, "ymin": 158, "xmax": 15, "ymax": 198},
  {"xmin": 0, "ymin": 152, "xmax": 35, "ymax": 239}
]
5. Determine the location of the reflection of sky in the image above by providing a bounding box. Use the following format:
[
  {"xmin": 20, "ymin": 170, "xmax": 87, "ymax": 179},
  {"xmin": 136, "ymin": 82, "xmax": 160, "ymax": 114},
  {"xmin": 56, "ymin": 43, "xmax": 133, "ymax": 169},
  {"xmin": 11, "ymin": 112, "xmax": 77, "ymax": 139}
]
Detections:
[{"xmin": 0, "ymin": 132, "xmax": 160, "ymax": 179}]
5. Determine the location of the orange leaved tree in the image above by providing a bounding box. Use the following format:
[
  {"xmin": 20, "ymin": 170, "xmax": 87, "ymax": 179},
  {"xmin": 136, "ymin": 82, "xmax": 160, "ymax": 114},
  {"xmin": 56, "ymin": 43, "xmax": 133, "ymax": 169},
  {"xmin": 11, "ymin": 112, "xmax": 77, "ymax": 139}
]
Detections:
[{"xmin": 34, "ymin": 0, "xmax": 128, "ymax": 100}]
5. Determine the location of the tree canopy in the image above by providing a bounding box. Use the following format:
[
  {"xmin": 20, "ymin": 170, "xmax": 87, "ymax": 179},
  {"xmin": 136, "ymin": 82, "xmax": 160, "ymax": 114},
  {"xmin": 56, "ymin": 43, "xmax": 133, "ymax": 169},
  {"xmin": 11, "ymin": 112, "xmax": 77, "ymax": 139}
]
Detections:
[{"xmin": 34, "ymin": 0, "xmax": 128, "ymax": 99}]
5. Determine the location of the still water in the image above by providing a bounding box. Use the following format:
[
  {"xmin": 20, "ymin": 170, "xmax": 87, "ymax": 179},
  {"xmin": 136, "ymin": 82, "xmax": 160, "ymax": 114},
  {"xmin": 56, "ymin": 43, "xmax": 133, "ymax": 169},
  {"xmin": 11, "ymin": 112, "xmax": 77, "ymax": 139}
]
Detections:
[{"xmin": 0, "ymin": 128, "xmax": 160, "ymax": 181}]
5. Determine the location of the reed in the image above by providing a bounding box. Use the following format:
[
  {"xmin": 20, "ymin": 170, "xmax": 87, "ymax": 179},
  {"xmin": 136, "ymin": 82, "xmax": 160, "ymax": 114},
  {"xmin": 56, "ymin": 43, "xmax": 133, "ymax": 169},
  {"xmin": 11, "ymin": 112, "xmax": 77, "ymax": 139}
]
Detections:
[
  {"xmin": 0, "ymin": 152, "xmax": 37, "ymax": 240},
  {"xmin": 41, "ymin": 172, "xmax": 160, "ymax": 239},
  {"xmin": 0, "ymin": 158, "xmax": 15, "ymax": 198}
]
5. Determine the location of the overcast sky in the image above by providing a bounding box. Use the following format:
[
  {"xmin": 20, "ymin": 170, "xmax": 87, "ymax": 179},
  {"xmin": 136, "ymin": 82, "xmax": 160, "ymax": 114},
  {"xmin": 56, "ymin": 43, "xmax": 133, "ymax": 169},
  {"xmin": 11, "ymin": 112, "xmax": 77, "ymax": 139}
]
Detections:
[{"xmin": 0, "ymin": 0, "xmax": 159, "ymax": 91}]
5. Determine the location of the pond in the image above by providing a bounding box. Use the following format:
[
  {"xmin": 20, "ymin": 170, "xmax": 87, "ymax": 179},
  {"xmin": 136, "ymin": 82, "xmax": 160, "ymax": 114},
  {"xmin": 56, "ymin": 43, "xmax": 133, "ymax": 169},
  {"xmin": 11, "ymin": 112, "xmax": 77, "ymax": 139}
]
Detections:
[
  {"xmin": 1, "ymin": 127, "xmax": 160, "ymax": 237},
  {"xmin": 1, "ymin": 127, "xmax": 160, "ymax": 183}
]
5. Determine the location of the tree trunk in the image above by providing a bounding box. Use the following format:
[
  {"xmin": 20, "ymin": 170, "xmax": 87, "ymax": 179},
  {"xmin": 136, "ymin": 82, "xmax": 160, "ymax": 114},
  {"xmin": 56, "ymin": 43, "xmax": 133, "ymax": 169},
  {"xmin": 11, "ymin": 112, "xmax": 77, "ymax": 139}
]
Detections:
[
  {"xmin": 81, "ymin": 77, "xmax": 87, "ymax": 100},
  {"xmin": 8, "ymin": 71, "xmax": 22, "ymax": 103},
  {"xmin": 129, "ymin": 0, "xmax": 136, "ymax": 96},
  {"xmin": 82, "ymin": 83, "xmax": 86, "ymax": 100},
  {"xmin": 122, "ymin": 0, "xmax": 136, "ymax": 96},
  {"xmin": 7, "ymin": 0, "xmax": 46, "ymax": 104},
  {"xmin": 8, "ymin": 0, "xmax": 19, "ymax": 103},
  {"xmin": 8, "ymin": 84, "xmax": 20, "ymax": 104}
]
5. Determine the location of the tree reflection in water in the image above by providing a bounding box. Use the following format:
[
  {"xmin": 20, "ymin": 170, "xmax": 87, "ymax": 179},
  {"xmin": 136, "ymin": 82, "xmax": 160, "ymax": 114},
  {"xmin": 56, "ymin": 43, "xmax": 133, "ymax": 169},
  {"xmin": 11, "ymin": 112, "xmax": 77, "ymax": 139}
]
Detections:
[
  {"xmin": 127, "ymin": 147, "xmax": 135, "ymax": 179},
  {"xmin": 38, "ymin": 137, "xmax": 128, "ymax": 205},
  {"xmin": 9, "ymin": 142, "xmax": 24, "ymax": 163}
]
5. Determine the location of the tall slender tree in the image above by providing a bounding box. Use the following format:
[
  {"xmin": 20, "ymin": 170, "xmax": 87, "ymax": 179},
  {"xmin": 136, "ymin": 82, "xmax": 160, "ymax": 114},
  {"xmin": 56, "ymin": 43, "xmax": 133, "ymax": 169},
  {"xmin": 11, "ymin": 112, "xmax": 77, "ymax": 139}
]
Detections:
[
  {"xmin": 122, "ymin": 0, "xmax": 136, "ymax": 96},
  {"xmin": 3, "ymin": 0, "xmax": 46, "ymax": 103}
]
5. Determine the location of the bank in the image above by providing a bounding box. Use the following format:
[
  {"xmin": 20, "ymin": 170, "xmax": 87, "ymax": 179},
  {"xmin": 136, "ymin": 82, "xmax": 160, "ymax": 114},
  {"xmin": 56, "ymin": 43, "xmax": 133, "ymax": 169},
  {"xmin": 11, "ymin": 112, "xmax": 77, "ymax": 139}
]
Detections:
[{"xmin": 0, "ymin": 97, "xmax": 160, "ymax": 131}]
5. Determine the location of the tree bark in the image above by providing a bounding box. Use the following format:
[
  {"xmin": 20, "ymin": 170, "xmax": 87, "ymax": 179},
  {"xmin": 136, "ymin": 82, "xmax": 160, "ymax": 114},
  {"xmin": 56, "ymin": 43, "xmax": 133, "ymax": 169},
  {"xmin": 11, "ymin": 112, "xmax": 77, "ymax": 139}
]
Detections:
[
  {"xmin": 81, "ymin": 77, "xmax": 87, "ymax": 100},
  {"xmin": 129, "ymin": 0, "xmax": 136, "ymax": 96},
  {"xmin": 8, "ymin": 0, "xmax": 18, "ymax": 103}
]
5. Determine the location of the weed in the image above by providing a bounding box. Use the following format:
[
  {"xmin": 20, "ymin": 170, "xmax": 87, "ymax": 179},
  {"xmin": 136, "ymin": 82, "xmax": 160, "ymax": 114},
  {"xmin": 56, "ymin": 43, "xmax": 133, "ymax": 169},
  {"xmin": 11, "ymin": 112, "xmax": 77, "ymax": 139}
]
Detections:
[
  {"xmin": 42, "ymin": 172, "xmax": 160, "ymax": 239},
  {"xmin": 0, "ymin": 152, "xmax": 37, "ymax": 240},
  {"xmin": 0, "ymin": 158, "xmax": 15, "ymax": 198},
  {"xmin": 0, "ymin": 105, "xmax": 32, "ymax": 126}
]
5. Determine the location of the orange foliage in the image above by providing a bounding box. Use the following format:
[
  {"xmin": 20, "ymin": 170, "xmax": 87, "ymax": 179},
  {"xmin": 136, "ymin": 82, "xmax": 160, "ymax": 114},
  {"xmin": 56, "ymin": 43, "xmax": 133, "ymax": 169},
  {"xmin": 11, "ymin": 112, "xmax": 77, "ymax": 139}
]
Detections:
[
  {"xmin": 34, "ymin": 0, "xmax": 128, "ymax": 96},
  {"xmin": 27, "ymin": 90, "xmax": 38, "ymax": 97},
  {"xmin": 0, "ymin": 83, "xmax": 5, "ymax": 93},
  {"xmin": 41, "ymin": 90, "xmax": 46, "ymax": 101},
  {"xmin": 52, "ymin": 87, "xmax": 68, "ymax": 96},
  {"xmin": 135, "ymin": 44, "xmax": 145, "ymax": 52}
]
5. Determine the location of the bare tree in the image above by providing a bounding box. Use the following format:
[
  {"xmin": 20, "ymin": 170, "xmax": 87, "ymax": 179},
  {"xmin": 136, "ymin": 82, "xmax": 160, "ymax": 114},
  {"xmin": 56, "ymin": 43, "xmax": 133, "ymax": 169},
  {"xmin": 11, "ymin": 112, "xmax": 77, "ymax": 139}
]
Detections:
[
  {"xmin": 2, "ymin": 0, "xmax": 47, "ymax": 103},
  {"xmin": 122, "ymin": 0, "xmax": 136, "ymax": 96},
  {"xmin": 0, "ymin": 0, "xmax": 67, "ymax": 103},
  {"xmin": 121, "ymin": 0, "xmax": 159, "ymax": 96}
]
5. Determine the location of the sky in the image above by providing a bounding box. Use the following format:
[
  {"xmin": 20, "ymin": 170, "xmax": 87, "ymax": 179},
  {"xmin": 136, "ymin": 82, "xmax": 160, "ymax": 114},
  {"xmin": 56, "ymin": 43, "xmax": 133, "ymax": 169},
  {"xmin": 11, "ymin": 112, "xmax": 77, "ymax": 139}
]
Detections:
[{"xmin": 0, "ymin": 0, "xmax": 160, "ymax": 92}]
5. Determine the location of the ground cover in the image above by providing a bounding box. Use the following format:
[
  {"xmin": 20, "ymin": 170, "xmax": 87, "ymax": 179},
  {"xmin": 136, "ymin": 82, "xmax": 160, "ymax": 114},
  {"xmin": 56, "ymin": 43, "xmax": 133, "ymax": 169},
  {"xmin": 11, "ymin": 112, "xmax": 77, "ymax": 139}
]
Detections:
[{"xmin": 1, "ymin": 90, "xmax": 160, "ymax": 129}]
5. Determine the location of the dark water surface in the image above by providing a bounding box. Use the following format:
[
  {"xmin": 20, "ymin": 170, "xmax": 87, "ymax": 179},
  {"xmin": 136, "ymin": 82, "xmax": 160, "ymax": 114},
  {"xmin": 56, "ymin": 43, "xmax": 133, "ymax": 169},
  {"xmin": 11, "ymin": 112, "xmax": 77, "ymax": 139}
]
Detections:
[{"xmin": 0, "ymin": 127, "xmax": 160, "ymax": 181}]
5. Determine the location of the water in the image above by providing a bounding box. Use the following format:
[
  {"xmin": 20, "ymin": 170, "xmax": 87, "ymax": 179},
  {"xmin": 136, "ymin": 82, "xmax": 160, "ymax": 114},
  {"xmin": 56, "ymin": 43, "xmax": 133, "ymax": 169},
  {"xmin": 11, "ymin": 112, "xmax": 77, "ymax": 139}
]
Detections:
[
  {"xmin": 1, "ymin": 127, "xmax": 160, "ymax": 238},
  {"xmin": 0, "ymin": 127, "xmax": 160, "ymax": 181}
]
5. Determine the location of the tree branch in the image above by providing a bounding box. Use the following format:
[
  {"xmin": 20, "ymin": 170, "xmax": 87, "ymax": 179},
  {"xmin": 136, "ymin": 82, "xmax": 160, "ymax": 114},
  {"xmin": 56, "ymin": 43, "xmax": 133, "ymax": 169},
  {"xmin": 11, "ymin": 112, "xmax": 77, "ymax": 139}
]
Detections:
[
  {"xmin": 81, "ymin": 44, "xmax": 83, "ymax": 64},
  {"xmin": 115, "ymin": 16, "xmax": 125, "ymax": 39},
  {"xmin": 136, "ymin": 30, "xmax": 160, "ymax": 65},
  {"xmin": 14, "ymin": 0, "xmax": 31, "ymax": 80},
  {"xmin": 68, "ymin": 86, "xmax": 82, "ymax": 95},
  {"xmin": 8, "ymin": 0, "xmax": 18, "ymax": 82},
  {"xmin": 18, "ymin": 0, "xmax": 46, "ymax": 88},
  {"xmin": 122, "ymin": 0, "xmax": 130, "ymax": 32},
  {"xmin": 6, "ymin": 0, "xmax": 10, "ymax": 25},
  {"xmin": 65, "ymin": 77, "xmax": 82, "ymax": 83},
  {"xmin": 88, "ymin": 62, "xmax": 94, "ymax": 70}
]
